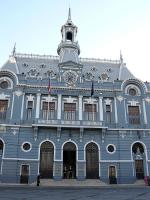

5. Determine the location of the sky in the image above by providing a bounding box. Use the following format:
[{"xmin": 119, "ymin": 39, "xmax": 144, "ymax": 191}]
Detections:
[{"xmin": 0, "ymin": 0, "xmax": 150, "ymax": 81}]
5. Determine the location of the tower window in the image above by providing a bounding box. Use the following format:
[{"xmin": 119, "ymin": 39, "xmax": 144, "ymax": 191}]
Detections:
[{"xmin": 66, "ymin": 32, "xmax": 72, "ymax": 41}]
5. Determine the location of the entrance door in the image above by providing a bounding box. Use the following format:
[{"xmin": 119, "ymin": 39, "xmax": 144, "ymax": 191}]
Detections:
[
  {"xmin": 86, "ymin": 143, "xmax": 99, "ymax": 179},
  {"xmin": 40, "ymin": 141, "xmax": 54, "ymax": 178},
  {"xmin": 135, "ymin": 160, "xmax": 144, "ymax": 179},
  {"xmin": 63, "ymin": 142, "xmax": 76, "ymax": 179},
  {"xmin": 109, "ymin": 166, "xmax": 117, "ymax": 184},
  {"xmin": 20, "ymin": 165, "xmax": 29, "ymax": 184}
]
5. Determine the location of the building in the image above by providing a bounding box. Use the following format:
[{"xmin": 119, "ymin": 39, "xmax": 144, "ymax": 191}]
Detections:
[{"xmin": 0, "ymin": 9, "xmax": 150, "ymax": 184}]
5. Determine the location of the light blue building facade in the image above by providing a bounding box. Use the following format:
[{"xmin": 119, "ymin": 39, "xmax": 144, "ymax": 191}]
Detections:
[{"xmin": 0, "ymin": 10, "xmax": 150, "ymax": 184}]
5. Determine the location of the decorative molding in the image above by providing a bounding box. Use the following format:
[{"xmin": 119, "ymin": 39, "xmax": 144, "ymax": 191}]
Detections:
[
  {"xmin": 104, "ymin": 98, "xmax": 112, "ymax": 105},
  {"xmin": 84, "ymin": 97, "xmax": 97, "ymax": 104},
  {"xmin": 42, "ymin": 95, "xmax": 57, "ymax": 102},
  {"xmin": 14, "ymin": 90, "xmax": 23, "ymax": 97},
  {"xmin": 145, "ymin": 97, "xmax": 150, "ymax": 104},
  {"xmin": 11, "ymin": 127, "xmax": 19, "ymax": 136},
  {"xmin": 128, "ymin": 100, "xmax": 139, "ymax": 106},
  {"xmin": 0, "ymin": 93, "xmax": 10, "ymax": 100},
  {"xmin": 117, "ymin": 95, "xmax": 124, "ymax": 102},
  {"xmin": 27, "ymin": 94, "xmax": 35, "ymax": 101},
  {"xmin": 63, "ymin": 96, "xmax": 77, "ymax": 103}
]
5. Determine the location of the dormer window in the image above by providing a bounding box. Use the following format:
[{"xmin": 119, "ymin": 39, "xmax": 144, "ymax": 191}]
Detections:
[{"xmin": 66, "ymin": 32, "xmax": 72, "ymax": 41}]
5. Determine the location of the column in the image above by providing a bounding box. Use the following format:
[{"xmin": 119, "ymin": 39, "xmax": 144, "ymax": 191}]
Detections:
[
  {"xmin": 35, "ymin": 93, "xmax": 41, "ymax": 119},
  {"xmin": 10, "ymin": 93, "xmax": 15, "ymax": 119},
  {"xmin": 114, "ymin": 97, "xmax": 118, "ymax": 123},
  {"xmin": 124, "ymin": 99, "xmax": 128, "ymax": 123},
  {"xmin": 142, "ymin": 99, "xmax": 147, "ymax": 124},
  {"xmin": 79, "ymin": 95, "xmax": 83, "ymax": 120},
  {"xmin": 57, "ymin": 94, "xmax": 62, "ymax": 119},
  {"xmin": 20, "ymin": 93, "xmax": 25, "ymax": 120},
  {"xmin": 99, "ymin": 97, "xmax": 103, "ymax": 121}
]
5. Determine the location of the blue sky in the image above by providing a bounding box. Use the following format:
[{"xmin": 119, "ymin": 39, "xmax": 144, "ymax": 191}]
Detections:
[{"xmin": 1, "ymin": 0, "xmax": 150, "ymax": 81}]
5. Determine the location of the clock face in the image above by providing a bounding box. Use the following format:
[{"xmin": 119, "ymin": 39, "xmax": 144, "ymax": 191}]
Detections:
[{"xmin": 63, "ymin": 70, "xmax": 78, "ymax": 85}]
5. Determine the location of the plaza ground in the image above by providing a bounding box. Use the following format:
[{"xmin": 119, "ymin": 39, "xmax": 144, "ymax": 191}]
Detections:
[{"xmin": 0, "ymin": 186, "xmax": 150, "ymax": 200}]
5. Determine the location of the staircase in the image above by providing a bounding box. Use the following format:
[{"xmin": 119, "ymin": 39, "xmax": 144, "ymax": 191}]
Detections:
[{"xmin": 33, "ymin": 179, "xmax": 108, "ymax": 187}]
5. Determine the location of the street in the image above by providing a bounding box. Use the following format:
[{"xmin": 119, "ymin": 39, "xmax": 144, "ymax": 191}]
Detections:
[{"xmin": 0, "ymin": 186, "xmax": 150, "ymax": 200}]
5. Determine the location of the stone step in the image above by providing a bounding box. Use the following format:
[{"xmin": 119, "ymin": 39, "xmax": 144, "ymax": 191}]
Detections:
[{"xmin": 33, "ymin": 179, "xmax": 108, "ymax": 187}]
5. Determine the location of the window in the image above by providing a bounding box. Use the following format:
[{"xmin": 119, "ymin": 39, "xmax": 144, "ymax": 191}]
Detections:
[
  {"xmin": 22, "ymin": 142, "xmax": 32, "ymax": 152},
  {"xmin": 0, "ymin": 81, "xmax": 8, "ymax": 89},
  {"xmin": 42, "ymin": 102, "xmax": 55, "ymax": 120},
  {"xmin": 106, "ymin": 105, "xmax": 111, "ymax": 123},
  {"xmin": 84, "ymin": 104, "xmax": 97, "ymax": 121},
  {"xmin": 64, "ymin": 103, "xmax": 76, "ymax": 120},
  {"xmin": 27, "ymin": 101, "xmax": 33, "ymax": 120},
  {"xmin": 107, "ymin": 144, "xmax": 116, "ymax": 154},
  {"xmin": 66, "ymin": 32, "xmax": 72, "ymax": 41},
  {"xmin": 109, "ymin": 166, "xmax": 116, "ymax": 177},
  {"xmin": 0, "ymin": 100, "xmax": 8, "ymax": 120},
  {"xmin": 129, "ymin": 88, "xmax": 136, "ymax": 96},
  {"xmin": 128, "ymin": 106, "xmax": 140, "ymax": 124}
]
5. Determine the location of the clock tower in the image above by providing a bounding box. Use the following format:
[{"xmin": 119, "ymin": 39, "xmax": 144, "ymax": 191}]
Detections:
[{"xmin": 57, "ymin": 8, "xmax": 80, "ymax": 64}]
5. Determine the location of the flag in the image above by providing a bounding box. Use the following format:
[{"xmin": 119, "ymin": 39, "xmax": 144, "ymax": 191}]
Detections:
[
  {"xmin": 48, "ymin": 78, "xmax": 51, "ymax": 94},
  {"xmin": 91, "ymin": 81, "xmax": 94, "ymax": 96}
]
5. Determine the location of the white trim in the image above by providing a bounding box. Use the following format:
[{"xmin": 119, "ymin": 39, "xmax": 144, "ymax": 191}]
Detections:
[
  {"xmin": 10, "ymin": 93, "xmax": 15, "ymax": 119},
  {"xmin": 114, "ymin": 97, "xmax": 118, "ymax": 123},
  {"xmin": 21, "ymin": 142, "xmax": 32, "ymax": 152},
  {"xmin": 142, "ymin": 100, "xmax": 147, "ymax": 124},
  {"xmin": 79, "ymin": 95, "xmax": 83, "ymax": 120},
  {"xmin": 100, "ymin": 160, "xmax": 133, "ymax": 163},
  {"xmin": 3, "ymin": 158, "xmax": 39, "ymax": 161},
  {"xmin": 21, "ymin": 93, "xmax": 25, "ymax": 120},
  {"xmin": 99, "ymin": 97, "xmax": 103, "ymax": 121},
  {"xmin": 84, "ymin": 141, "xmax": 101, "ymax": 177},
  {"xmin": 106, "ymin": 144, "xmax": 116, "ymax": 154},
  {"xmin": 35, "ymin": 93, "xmax": 41, "ymax": 119},
  {"xmin": 124, "ymin": 99, "xmax": 128, "ymax": 123},
  {"xmin": 57, "ymin": 94, "xmax": 62, "ymax": 120}
]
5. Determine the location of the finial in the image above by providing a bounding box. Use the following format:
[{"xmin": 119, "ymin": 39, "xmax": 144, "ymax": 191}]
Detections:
[
  {"xmin": 12, "ymin": 43, "xmax": 16, "ymax": 56},
  {"xmin": 120, "ymin": 50, "xmax": 123, "ymax": 63},
  {"xmin": 68, "ymin": 7, "xmax": 71, "ymax": 21}
]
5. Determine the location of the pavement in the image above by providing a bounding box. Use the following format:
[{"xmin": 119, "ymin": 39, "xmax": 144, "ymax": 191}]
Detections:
[{"xmin": 0, "ymin": 186, "xmax": 149, "ymax": 200}]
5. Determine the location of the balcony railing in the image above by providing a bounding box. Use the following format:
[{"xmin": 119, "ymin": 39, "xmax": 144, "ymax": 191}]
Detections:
[
  {"xmin": 129, "ymin": 116, "xmax": 140, "ymax": 125},
  {"xmin": 83, "ymin": 112, "xmax": 97, "ymax": 121},
  {"xmin": 0, "ymin": 111, "xmax": 6, "ymax": 121},
  {"xmin": 42, "ymin": 111, "xmax": 57, "ymax": 120},
  {"xmin": 63, "ymin": 111, "xmax": 76, "ymax": 121}
]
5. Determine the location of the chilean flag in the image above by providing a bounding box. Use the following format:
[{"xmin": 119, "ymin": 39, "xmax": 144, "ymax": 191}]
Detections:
[{"xmin": 48, "ymin": 78, "xmax": 51, "ymax": 94}]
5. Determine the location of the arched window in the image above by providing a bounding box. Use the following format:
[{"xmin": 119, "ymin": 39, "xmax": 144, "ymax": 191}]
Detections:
[{"xmin": 66, "ymin": 32, "xmax": 72, "ymax": 41}]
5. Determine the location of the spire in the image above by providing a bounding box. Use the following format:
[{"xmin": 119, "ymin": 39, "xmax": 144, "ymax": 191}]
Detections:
[
  {"xmin": 12, "ymin": 43, "xmax": 16, "ymax": 56},
  {"xmin": 68, "ymin": 7, "xmax": 71, "ymax": 21},
  {"xmin": 120, "ymin": 50, "xmax": 123, "ymax": 63}
]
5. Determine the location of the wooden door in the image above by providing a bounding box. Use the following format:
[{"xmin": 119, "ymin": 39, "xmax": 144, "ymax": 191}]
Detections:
[
  {"xmin": 86, "ymin": 143, "xmax": 99, "ymax": 179},
  {"xmin": 40, "ymin": 141, "xmax": 54, "ymax": 178},
  {"xmin": 135, "ymin": 160, "xmax": 144, "ymax": 179},
  {"xmin": 20, "ymin": 165, "xmax": 29, "ymax": 184}
]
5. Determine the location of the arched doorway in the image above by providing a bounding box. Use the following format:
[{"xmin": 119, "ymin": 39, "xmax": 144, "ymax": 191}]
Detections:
[
  {"xmin": 132, "ymin": 142, "xmax": 145, "ymax": 179},
  {"xmin": 86, "ymin": 142, "xmax": 99, "ymax": 179},
  {"xmin": 0, "ymin": 140, "xmax": 3, "ymax": 156},
  {"xmin": 109, "ymin": 166, "xmax": 117, "ymax": 184},
  {"xmin": 40, "ymin": 141, "xmax": 54, "ymax": 178},
  {"xmin": 63, "ymin": 142, "xmax": 76, "ymax": 179}
]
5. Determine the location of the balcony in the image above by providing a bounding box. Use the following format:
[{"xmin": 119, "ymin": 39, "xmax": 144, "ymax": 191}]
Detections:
[{"xmin": 0, "ymin": 111, "xmax": 6, "ymax": 122}]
